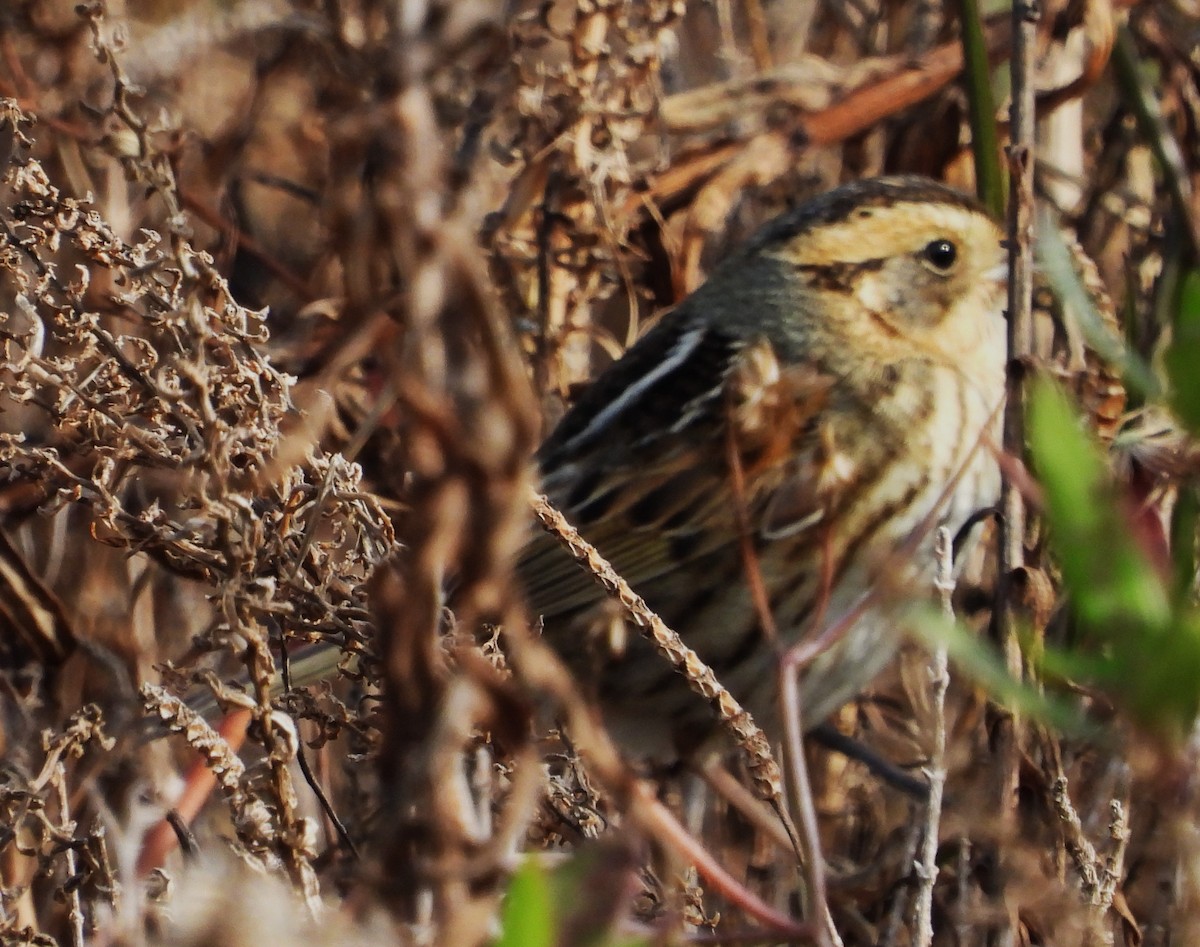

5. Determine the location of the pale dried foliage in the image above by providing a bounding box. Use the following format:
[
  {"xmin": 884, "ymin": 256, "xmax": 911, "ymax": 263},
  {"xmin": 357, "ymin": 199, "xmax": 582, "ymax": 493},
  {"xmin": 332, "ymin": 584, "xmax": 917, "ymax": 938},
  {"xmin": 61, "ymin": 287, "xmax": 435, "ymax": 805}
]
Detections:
[{"xmin": 0, "ymin": 1, "xmax": 1197, "ymax": 945}]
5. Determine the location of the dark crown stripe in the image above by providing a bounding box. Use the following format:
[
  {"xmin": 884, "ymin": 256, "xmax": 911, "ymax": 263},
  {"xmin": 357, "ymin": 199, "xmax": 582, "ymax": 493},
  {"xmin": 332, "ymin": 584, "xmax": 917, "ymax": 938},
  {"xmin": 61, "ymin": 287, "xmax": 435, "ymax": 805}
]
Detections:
[{"xmin": 748, "ymin": 175, "xmax": 988, "ymax": 252}]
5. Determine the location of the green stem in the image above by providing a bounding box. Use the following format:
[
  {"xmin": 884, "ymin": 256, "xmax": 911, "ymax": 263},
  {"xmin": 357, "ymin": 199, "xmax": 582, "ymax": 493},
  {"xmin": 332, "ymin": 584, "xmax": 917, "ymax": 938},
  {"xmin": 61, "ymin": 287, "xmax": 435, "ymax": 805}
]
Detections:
[{"xmin": 957, "ymin": 0, "xmax": 1005, "ymax": 217}]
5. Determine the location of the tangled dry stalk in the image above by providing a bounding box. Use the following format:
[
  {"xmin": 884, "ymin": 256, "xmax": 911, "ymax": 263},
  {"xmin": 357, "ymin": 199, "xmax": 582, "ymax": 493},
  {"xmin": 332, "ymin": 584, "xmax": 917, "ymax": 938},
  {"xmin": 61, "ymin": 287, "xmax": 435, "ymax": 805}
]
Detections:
[{"xmin": 0, "ymin": 1, "xmax": 1197, "ymax": 944}]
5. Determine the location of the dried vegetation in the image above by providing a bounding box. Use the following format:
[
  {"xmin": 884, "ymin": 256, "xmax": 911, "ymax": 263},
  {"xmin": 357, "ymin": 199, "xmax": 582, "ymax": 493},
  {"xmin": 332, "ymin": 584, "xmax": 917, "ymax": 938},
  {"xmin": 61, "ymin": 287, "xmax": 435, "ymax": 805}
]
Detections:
[{"xmin": 0, "ymin": 0, "xmax": 1196, "ymax": 944}]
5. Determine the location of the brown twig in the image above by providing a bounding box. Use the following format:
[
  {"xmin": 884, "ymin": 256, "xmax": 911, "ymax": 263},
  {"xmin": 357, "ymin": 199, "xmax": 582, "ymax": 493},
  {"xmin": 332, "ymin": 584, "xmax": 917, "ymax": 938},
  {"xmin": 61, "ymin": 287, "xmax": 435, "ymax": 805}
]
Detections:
[
  {"xmin": 991, "ymin": 0, "xmax": 1041, "ymax": 940},
  {"xmin": 501, "ymin": 608, "xmax": 813, "ymax": 939}
]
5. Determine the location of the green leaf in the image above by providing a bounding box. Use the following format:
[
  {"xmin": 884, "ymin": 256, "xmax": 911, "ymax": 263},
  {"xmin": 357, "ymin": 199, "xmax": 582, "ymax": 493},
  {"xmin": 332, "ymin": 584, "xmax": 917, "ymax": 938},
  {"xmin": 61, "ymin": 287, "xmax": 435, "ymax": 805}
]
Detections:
[
  {"xmin": 906, "ymin": 604, "xmax": 1089, "ymax": 735},
  {"xmin": 957, "ymin": 0, "xmax": 1005, "ymax": 217},
  {"xmin": 1027, "ymin": 380, "xmax": 1200, "ymax": 742},
  {"xmin": 495, "ymin": 859, "xmax": 556, "ymax": 947},
  {"xmin": 1171, "ymin": 484, "xmax": 1200, "ymax": 604},
  {"xmin": 1123, "ymin": 610, "xmax": 1200, "ymax": 741},
  {"xmin": 1027, "ymin": 379, "xmax": 1170, "ymax": 632},
  {"xmin": 1165, "ymin": 269, "xmax": 1200, "ymax": 435}
]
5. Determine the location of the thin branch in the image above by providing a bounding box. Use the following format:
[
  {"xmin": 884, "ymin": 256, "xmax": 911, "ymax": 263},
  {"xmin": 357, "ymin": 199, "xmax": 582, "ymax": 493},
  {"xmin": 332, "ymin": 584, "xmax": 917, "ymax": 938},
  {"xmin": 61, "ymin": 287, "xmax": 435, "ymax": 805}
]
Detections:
[
  {"xmin": 277, "ymin": 630, "xmax": 360, "ymax": 859},
  {"xmin": 992, "ymin": 0, "xmax": 1041, "ymax": 941},
  {"xmin": 56, "ymin": 773, "xmax": 85, "ymax": 947},
  {"xmin": 914, "ymin": 527, "xmax": 954, "ymax": 946}
]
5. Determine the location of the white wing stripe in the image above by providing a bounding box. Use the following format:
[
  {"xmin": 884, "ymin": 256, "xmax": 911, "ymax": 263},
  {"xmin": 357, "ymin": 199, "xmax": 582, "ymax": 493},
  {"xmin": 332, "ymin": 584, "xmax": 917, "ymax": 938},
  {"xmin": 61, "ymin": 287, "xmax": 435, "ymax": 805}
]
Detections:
[{"xmin": 560, "ymin": 324, "xmax": 707, "ymax": 453}]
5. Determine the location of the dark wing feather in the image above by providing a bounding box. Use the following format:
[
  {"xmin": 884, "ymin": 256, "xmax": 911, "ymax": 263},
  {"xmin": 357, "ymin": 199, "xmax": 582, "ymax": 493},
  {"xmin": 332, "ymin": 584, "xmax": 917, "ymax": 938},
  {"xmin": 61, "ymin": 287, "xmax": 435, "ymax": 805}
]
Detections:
[
  {"xmin": 523, "ymin": 309, "xmax": 740, "ymax": 617},
  {"xmin": 536, "ymin": 312, "xmax": 740, "ymax": 475},
  {"xmin": 522, "ymin": 306, "xmax": 837, "ymax": 621}
]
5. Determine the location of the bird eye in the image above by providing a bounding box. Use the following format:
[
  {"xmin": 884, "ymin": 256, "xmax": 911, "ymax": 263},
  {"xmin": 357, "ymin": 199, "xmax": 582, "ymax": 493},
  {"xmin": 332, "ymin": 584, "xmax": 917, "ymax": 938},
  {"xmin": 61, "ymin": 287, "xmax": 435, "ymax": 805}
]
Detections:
[{"xmin": 921, "ymin": 239, "xmax": 958, "ymax": 272}]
